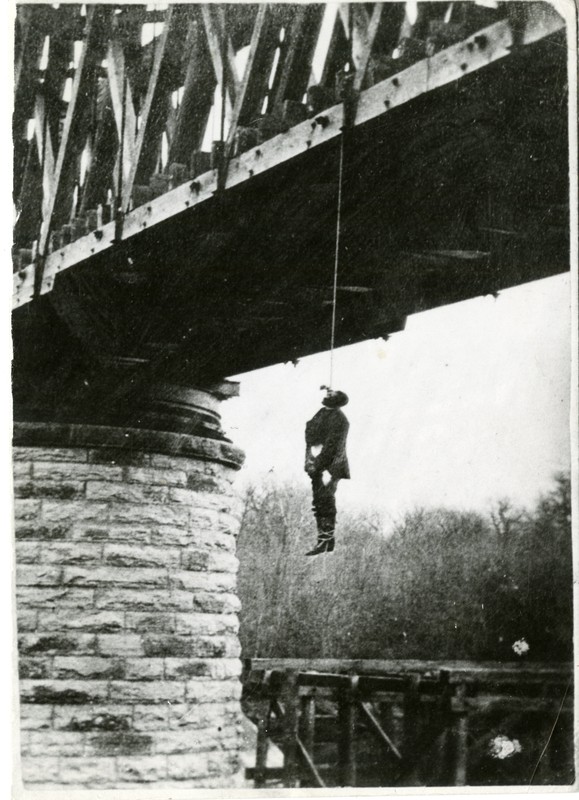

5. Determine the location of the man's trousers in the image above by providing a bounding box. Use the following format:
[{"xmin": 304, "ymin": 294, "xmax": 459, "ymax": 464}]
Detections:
[{"xmin": 310, "ymin": 472, "xmax": 339, "ymax": 533}]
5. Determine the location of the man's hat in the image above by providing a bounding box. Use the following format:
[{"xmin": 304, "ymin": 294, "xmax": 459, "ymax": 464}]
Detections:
[{"xmin": 322, "ymin": 389, "xmax": 349, "ymax": 408}]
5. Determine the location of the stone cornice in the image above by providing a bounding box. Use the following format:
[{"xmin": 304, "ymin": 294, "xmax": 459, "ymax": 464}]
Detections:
[{"xmin": 13, "ymin": 422, "xmax": 245, "ymax": 471}]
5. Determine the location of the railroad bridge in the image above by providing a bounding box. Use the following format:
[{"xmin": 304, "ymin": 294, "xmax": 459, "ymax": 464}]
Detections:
[{"xmin": 12, "ymin": 1, "xmax": 571, "ymax": 791}]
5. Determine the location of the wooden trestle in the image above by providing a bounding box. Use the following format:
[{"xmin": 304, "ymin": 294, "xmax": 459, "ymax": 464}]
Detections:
[{"xmin": 242, "ymin": 659, "xmax": 573, "ymax": 788}]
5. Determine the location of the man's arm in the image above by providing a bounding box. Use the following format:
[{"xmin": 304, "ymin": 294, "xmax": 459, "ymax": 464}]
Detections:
[
  {"xmin": 305, "ymin": 412, "xmax": 323, "ymax": 473},
  {"xmin": 315, "ymin": 414, "xmax": 348, "ymax": 472}
]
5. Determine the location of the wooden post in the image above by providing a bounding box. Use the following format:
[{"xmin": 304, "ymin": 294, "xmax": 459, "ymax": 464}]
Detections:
[
  {"xmin": 338, "ymin": 676, "xmax": 358, "ymax": 786},
  {"xmin": 254, "ymin": 706, "xmax": 270, "ymax": 788},
  {"xmin": 282, "ymin": 670, "xmax": 300, "ymax": 788},
  {"xmin": 402, "ymin": 674, "xmax": 425, "ymax": 785},
  {"xmin": 432, "ymin": 669, "xmax": 452, "ymax": 785},
  {"xmin": 402, "ymin": 674, "xmax": 421, "ymax": 756},
  {"xmin": 388, "ymin": 700, "xmax": 405, "ymax": 753},
  {"xmin": 453, "ymin": 682, "xmax": 469, "ymax": 786},
  {"xmin": 300, "ymin": 694, "xmax": 316, "ymax": 756}
]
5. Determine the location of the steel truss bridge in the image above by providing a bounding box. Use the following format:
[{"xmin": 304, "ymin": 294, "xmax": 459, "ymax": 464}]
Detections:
[{"xmin": 12, "ymin": 2, "xmax": 569, "ymax": 425}]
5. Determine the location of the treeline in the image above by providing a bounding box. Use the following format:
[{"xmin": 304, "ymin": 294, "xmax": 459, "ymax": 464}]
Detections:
[{"xmin": 236, "ymin": 473, "xmax": 572, "ymax": 661}]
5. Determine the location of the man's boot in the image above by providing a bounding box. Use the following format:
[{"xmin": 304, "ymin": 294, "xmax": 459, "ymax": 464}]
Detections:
[
  {"xmin": 323, "ymin": 515, "xmax": 336, "ymax": 553},
  {"xmin": 305, "ymin": 531, "xmax": 333, "ymax": 556}
]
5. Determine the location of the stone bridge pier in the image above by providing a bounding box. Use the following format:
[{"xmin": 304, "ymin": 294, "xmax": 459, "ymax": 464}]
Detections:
[{"xmin": 13, "ymin": 379, "xmax": 249, "ymax": 790}]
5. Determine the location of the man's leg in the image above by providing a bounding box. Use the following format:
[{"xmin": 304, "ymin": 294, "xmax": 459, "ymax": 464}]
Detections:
[
  {"xmin": 317, "ymin": 478, "xmax": 338, "ymax": 551},
  {"xmin": 316, "ymin": 476, "xmax": 337, "ymax": 521},
  {"xmin": 306, "ymin": 474, "xmax": 339, "ymax": 555},
  {"xmin": 310, "ymin": 474, "xmax": 323, "ymax": 531}
]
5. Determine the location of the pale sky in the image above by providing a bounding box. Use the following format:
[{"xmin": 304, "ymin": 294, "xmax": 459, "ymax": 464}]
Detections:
[{"xmin": 222, "ymin": 273, "xmax": 572, "ymax": 519}]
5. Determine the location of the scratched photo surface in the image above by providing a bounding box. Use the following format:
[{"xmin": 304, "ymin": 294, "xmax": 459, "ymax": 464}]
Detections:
[{"xmin": 11, "ymin": 1, "xmax": 574, "ymax": 796}]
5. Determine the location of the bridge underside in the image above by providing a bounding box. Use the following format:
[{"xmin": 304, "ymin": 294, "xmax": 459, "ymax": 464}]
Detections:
[{"xmin": 12, "ymin": 5, "xmax": 569, "ymax": 426}]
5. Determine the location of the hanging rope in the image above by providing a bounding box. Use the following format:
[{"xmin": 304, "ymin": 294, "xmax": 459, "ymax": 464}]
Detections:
[
  {"xmin": 329, "ymin": 6, "xmax": 355, "ymax": 389},
  {"xmin": 329, "ymin": 133, "xmax": 345, "ymax": 389}
]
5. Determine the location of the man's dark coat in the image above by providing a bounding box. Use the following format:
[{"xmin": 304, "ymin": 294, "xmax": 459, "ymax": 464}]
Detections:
[{"xmin": 305, "ymin": 407, "xmax": 350, "ymax": 480}]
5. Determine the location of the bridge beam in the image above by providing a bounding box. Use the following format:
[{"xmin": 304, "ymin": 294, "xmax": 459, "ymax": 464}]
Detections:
[{"xmin": 12, "ymin": 4, "xmax": 566, "ymax": 308}]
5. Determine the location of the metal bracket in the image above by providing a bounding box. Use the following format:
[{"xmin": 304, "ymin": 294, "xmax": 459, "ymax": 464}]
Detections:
[
  {"xmin": 33, "ymin": 252, "xmax": 46, "ymax": 299},
  {"xmin": 337, "ymin": 71, "xmax": 358, "ymax": 132},
  {"xmin": 113, "ymin": 209, "xmax": 125, "ymax": 245}
]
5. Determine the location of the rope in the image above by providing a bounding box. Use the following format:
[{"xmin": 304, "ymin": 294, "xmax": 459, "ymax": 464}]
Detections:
[
  {"xmin": 329, "ymin": 5, "xmax": 353, "ymax": 389},
  {"xmin": 329, "ymin": 133, "xmax": 345, "ymax": 388}
]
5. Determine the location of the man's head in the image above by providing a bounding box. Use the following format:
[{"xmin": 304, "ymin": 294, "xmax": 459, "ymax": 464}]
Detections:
[{"xmin": 322, "ymin": 389, "xmax": 349, "ymax": 408}]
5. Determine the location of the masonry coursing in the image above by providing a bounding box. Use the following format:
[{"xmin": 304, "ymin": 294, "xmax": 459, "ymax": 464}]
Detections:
[{"xmin": 13, "ymin": 443, "xmax": 248, "ymax": 789}]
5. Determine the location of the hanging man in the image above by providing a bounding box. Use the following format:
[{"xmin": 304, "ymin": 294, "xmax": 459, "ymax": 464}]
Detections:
[{"xmin": 304, "ymin": 388, "xmax": 350, "ymax": 556}]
